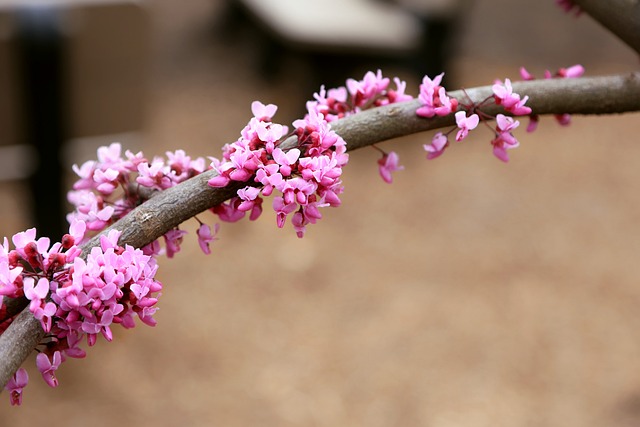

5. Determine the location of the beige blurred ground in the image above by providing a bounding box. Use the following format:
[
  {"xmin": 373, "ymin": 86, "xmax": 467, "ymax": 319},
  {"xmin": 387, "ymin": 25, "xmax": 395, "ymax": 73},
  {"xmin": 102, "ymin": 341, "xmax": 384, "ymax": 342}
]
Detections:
[{"xmin": 2, "ymin": 1, "xmax": 640, "ymax": 426}]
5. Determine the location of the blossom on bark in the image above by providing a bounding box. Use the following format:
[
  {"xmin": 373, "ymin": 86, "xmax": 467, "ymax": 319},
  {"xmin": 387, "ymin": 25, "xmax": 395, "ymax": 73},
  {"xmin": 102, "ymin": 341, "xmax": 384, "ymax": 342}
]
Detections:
[
  {"xmin": 417, "ymin": 73, "xmax": 458, "ymax": 118},
  {"xmin": 492, "ymin": 78, "xmax": 532, "ymax": 116}
]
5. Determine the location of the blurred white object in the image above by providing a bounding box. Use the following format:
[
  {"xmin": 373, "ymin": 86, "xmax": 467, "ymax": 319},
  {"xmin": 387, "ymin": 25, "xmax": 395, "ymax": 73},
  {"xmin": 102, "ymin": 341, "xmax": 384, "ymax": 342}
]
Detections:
[{"xmin": 236, "ymin": 0, "xmax": 423, "ymax": 55}]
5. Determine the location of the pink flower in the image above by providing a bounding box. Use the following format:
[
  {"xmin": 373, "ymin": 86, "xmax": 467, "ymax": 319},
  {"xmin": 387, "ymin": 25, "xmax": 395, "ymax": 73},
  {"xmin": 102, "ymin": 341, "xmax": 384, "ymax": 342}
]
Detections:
[
  {"xmin": 377, "ymin": 151, "xmax": 404, "ymax": 184},
  {"xmin": 519, "ymin": 67, "xmax": 535, "ymax": 81},
  {"xmin": 237, "ymin": 186, "xmax": 263, "ymax": 220},
  {"xmin": 196, "ymin": 223, "xmax": 219, "ymax": 255},
  {"xmin": 163, "ymin": 229, "xmax": 188, "ymax": 258},
  {"xmin": 309, "ymin": 85, "xmax": 350, "ymax": 121},
  {"xmin": 68, "ymin": 219, "xmax": 87, "ymax": 246},
  {"xmin": 207, "ymin": 173, "xmax": 231, "ymax": 188},
  {"xmin": 36, "ymin": 351, "xmax": 62, "ymax": 388},
  {"xmin": 99, "ymin": 229, "xmax": 122, "ymax": 251},
  {"xmin": 346, "ymin": 69, "xmax": 390, "ymax": 107},
  {"xmin": 96, "ymin": 142, "xmax": 123, "ymax": 166},
  {"xmin": 71, "ymin": 160, "xmax": 97, "ymax": 190},
  {"xmin": 92, "ymin": 168, "xmax": 120, "ymax": 194},
  {"xmin": 387, "ymin": 77, "xmax": 414, "ymax": 104},
  {"xmin": 558, "ymin": 64, "xmax": 584, "ymax": 78},
  {"xmin": 256, "ymin": 123, "xmax": 287, "ymax": 152},
  {"xmin": 24, "ymin": 277, "xmax": 49, "ymax": 303},
  {"xmin": 81, "ymin": 309, "xmax": 117, "ymax": 343},
  {"xmin": 491, "ymin": 114, "xmax": 521, "ymax": 162},
  {"xmin": 11, "ymin": 228, "xmax": 37, "ymax": 250},
  {"xmin": 416, "ymin": 74, "xmax": 458, "ymax": 118},
  {"xmin": 5, "ymin": 368, "xmax": 28, "ymax": 406},
  {"xmin": 272, "ymin": 148, "xmax": 301, "ymax": 177},
  {"xmin": 272, "ymin": 196, "xmax": 298, "ymax": 228},
  {"xmin": 455, "ymin": 111, "xmax": 480, "ymax": 142},
  {"xmin": 136, "ymin": 161, "xmax": 173, "ymax": 190},
  {"xmin": 423, "ymin": 132, "xmax": 449, "ymax": 160},
  {"xmin": 251, "ymin": 101, "xmax": 278, "ymax": 121},
  {"xmin": 24, "ymin": 277, "xmax": 57, "ymax": 332},
  {"xmin": 492, "ymin": 78, "xmax": 532, "ymax": 115},
  {"xmin": 212, "ymin": 198, "xmax": 247, "ymax": 223},
  {"xmin": 510, "ymin": 96, "xmax": 532, "ymax": 116},
  {"xmin": 0, "ymin": 237, "xmax": 23, "ymax": 298}
]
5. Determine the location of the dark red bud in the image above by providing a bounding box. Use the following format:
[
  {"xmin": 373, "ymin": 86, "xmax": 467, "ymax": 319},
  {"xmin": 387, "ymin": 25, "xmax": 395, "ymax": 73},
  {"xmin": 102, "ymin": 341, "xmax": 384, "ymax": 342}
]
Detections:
[{"xmin": 61, "ymin": 234, "xmax": 75, "ymax": 249}]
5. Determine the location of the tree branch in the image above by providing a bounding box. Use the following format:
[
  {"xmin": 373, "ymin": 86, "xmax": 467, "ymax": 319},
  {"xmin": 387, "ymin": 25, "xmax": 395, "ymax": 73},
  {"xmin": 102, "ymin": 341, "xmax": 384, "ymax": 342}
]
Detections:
[
  {"xmin": 572, "ymin": 0, "xmax": 640, "ymax": 55},
  {"xmin": 1, "ymin": 72, "xmax": 639, "ymax": 390}
]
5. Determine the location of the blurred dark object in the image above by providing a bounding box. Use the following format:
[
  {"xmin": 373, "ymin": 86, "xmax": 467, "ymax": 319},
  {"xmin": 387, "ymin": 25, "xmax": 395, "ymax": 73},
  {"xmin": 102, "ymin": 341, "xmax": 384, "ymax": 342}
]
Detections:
[
  {"xmin": 221, "ymin": 0, "xmax": 466, "ymax": 89},
  {"xmin": 0, "ymin": 0, "xmax": 150, "ymax": 240},
  {"xmin": 15, "ymin": 6, "xmax": 67, "ymax": 241}
]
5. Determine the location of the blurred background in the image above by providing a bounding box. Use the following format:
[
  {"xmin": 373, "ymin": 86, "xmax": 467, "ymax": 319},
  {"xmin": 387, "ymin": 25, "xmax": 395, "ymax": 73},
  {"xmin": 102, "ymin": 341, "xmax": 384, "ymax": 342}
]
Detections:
[{"xmin": 1, "ymin": 0, "xmax": 640, "ymax": 426}]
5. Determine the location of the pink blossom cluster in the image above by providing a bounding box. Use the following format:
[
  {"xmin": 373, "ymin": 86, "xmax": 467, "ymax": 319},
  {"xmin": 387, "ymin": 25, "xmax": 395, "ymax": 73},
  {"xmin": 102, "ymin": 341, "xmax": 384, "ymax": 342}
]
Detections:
[
  {"xmin": 2, "ymin": 220, "xmax": 162, "ymax": 405},
  {"xmin": 67, "ymin": 143, "xmax": 219, "ymax": 257},
  {"xmin": 307, "ymin": 69, "xmax": 413, "ymax": 122},
  {"xmin": 208, "ymin": 70, "xmax": 417, "ymax": 233},
  {"xmin": 419, "ymin": 66, "xmax": 583, "ymax": 162},
  {"xmin": 306, "ymin": 70, "xmax": 413, "ymax": 184},
  {"xmin": 416, "ymin": 73, "xmax": 459, "ymax": 118},
  {"xmin": 207, "ymin": 101, "xmax": 348, "ymax": 238}
]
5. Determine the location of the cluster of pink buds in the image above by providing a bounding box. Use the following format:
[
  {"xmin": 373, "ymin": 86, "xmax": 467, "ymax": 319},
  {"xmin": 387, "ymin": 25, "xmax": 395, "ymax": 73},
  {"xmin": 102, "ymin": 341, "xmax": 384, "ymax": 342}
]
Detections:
[
  {"xmin": 307, "ymin": 70, "xmax": 413, "ymax": 184},
  {"xmin": 418, "ymin": 65, "xmax": 583, "ymax": 162},
  {"xmin": 2, "ymin": 219, "xmax": 162, "ymax": 405},
  {"xmin": 308, "ymin": 69, "xmax": 413, "ymax": 122}
]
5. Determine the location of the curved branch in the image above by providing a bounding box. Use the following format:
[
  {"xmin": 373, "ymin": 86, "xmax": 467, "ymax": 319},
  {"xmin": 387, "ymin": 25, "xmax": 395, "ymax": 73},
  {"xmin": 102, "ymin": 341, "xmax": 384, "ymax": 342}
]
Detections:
[
  {"xmin": 1, "ymin": 72, "xmax": 639, "ymax": 390},
  {"xmin": 572, "ymin": 0, "xmax": 640, "ymax": 55}
]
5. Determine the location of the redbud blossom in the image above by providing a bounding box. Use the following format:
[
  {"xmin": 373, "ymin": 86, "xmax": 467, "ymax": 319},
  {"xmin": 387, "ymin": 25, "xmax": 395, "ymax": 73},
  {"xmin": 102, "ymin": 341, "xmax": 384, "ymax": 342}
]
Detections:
[
  {"xmin": 492, "ymin": 114, "xmax": 521, "ymax": 162},
  {"xmin": 377, "ymin": 151, "xmax": 404, "ymax": 184},
  {"xmin": 455, "ymin": 111, "xmax": 480, "ymax": 142},
  {"xmin": 196, "ymin": 223, "xmax": 219, "ymax": 255},
  {"xmin": 163, "ymin": 229, "xmax": 188, "ymax": 259},
  {"xmin": 36, "ymin": 351, "xmax": 61, "ymax": 388},
  {"xmin": 424, "ymin": 133, "xmax": 449, "ymax": 160},
  {"xmin": 417, "ymin": 73, "xmax": 458, "ymax": 118},
  {"xmin": 5, "ymin": 368, "xmax": 28, "ymax": 406},
  {"xmin": 492, "ymin": 79, "xmax": 532, "ymax": 115}
]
